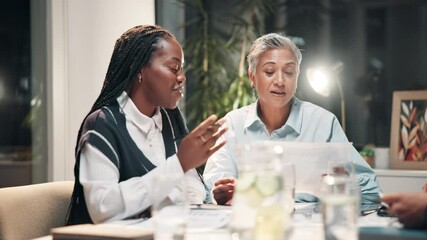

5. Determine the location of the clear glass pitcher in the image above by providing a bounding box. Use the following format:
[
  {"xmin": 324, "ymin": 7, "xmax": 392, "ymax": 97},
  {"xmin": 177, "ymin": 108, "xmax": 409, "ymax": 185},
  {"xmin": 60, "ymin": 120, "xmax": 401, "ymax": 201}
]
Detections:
[{"xmin": 229, "ymin": 141, "xmax": 289, "ymax": 240}]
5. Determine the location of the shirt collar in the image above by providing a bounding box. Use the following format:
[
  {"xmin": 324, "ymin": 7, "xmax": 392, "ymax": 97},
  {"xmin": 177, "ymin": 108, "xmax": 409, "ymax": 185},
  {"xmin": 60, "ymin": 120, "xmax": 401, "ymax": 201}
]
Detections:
[
  {"xmin": 287, "ymin": 97, "xmax": 303, "ymax": 134},
  {"xmin": 243, "ymin": 97, "xmax": 303, "ymax": 134},
  {"xmin": 244, "ymin": 102, "xmax": 262, "ymax": 129},
  {"xmin": 117, "ymin": 91, "xmax": 163, "ymax": 134}
]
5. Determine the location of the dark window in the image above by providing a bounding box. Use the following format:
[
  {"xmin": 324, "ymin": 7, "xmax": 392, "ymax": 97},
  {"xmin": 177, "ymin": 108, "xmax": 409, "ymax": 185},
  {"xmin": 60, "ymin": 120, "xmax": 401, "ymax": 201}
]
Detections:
[{"xmin": 0, "ymin": 0, "xmax": 32, "ymax": 187}]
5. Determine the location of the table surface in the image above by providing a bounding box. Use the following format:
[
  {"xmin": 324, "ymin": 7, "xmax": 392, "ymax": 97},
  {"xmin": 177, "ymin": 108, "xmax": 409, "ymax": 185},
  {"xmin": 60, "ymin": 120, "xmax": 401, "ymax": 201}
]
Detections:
[
  {"xmin": 35, "ymin": 203, "xmax": 427, "ymax": 240},
  {"xmin": 114, "ymin": 203, "xmax": 427, "ymax": 240}
]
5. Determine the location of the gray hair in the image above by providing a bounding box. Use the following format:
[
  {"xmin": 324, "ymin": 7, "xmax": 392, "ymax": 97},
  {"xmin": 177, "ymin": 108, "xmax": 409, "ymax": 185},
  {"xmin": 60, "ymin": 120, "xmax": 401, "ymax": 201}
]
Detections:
[{"xmin": 247, "ymin": 33, "xmax": 302, "ymax": 74}]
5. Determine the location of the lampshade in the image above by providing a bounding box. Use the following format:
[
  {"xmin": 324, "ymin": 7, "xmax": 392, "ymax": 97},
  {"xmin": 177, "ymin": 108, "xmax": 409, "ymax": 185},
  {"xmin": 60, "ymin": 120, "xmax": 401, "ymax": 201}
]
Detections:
[
  {"xmin": 306, "ymin": 61, "xmax": 346, "ymax": 132},
  {"xmin": 306, "ymin": 62, "xmax": 344, "ymax": 96},
  {"xmin": 306, "ymin": 67, "xmax": 331, "ymax": 97}
]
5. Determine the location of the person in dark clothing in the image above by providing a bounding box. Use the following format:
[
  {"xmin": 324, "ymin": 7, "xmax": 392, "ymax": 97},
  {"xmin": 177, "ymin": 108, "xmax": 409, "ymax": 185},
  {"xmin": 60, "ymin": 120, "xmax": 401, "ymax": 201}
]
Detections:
[
  {"xmin": 66, "ymin": 25, "xmax": 227, "ymax": 225},
  {"xmin": 381, "ymin": 182, "xmax": 427, "ymax": 229}
]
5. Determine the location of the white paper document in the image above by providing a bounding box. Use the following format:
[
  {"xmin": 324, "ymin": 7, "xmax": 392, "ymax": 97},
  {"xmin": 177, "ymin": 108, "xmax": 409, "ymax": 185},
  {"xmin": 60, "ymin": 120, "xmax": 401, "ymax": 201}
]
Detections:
[
  {"xmin": 280, "ymin": 142, "xmax": 353, "ymax": 197},
  {"xmin": 188, "ymin": 208, "xmax": 231, "ymax": 231},
  {"xmin": 112, "ymin": 206, "xmax": 232, "ymax": 232}
]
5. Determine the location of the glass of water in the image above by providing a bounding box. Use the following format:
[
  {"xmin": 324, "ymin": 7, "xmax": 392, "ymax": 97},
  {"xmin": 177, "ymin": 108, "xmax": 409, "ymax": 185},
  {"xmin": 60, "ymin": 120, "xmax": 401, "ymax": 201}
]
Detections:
[
  {"xmin": 320, "ymin": 175, "xmax": 360, "ymax": 240},
  {"xmin": 282, "ymin": 161, "xmax": 295, "ymax": 215},
  {"xmin": 150, "ymin": 174, "xmax": 188, "ymax": 240}
]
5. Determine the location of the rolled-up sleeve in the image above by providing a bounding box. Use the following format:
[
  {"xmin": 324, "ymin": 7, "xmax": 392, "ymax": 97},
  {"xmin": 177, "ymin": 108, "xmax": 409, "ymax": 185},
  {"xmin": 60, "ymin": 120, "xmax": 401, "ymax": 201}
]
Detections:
[
  {"xmin": 330, "ymin": 120, "xmax": 382, "ymax": 205},
  {"xmin": 80, "ymin": 143, "xmax": 186, "ymax": 223},
  {"xmin": 203, "ymin": 132, "xmax": 238, "ymax": 203},
  {"xmin": 351, "ymin": 148, "xmax": 382, "ymax": 204}
]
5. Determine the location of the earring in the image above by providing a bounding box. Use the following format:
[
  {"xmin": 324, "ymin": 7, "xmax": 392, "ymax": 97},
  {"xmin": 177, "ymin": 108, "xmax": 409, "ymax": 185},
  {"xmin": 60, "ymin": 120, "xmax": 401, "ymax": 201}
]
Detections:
[
  {"xmin": 138, "ymin": 74, "xmax": 142, "ymax": 84},
  {"xmin": 250, "ymin": 82, "xmax": 257, "ymax": 102},
  {"xmin": 252, "ymin": 86, "xmax": 257, "ymax": 102}
]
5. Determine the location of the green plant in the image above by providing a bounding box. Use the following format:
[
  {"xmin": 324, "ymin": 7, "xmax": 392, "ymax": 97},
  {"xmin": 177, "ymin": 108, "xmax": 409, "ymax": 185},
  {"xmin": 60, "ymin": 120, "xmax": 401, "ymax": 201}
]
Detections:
[
  {"xmin": 179, "ymin": 0, "xmax": 277, "ymax": 128},
  {"xmin": 360, "ymin": 144, "xmax": 375, "ymax": 167},
  {"xmin": 360, "ymin": 145, "xmax": 375, "ymax": 158},
  {"xmin": 179, "ymin": 0, "xmax": 326, "ymax": 128}
]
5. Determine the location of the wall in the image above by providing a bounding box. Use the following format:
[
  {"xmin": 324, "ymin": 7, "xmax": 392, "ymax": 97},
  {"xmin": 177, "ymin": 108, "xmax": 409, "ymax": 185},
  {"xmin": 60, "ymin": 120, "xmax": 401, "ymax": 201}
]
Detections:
[
  {"xmin": 46, "ymin": 0, "xmax": 155, "ymax": 181},
  {"xmin": 376, "ymin": 170, "xmax": 427, "ymax": 193}
]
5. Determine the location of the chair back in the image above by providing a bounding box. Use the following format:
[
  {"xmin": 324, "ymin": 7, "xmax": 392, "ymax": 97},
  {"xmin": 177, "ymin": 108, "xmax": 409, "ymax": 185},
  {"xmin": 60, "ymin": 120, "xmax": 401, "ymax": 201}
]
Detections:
[{"xmin": 0, "ymin": 181, "xmax": 74, "ymax": 240}]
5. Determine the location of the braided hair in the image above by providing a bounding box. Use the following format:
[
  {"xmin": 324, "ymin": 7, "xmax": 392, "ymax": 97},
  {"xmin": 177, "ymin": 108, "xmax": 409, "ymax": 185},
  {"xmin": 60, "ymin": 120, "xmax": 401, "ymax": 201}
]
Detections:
[{"xmin": 75, "ymin": 25, "xmax": 175, "ymax": 154}]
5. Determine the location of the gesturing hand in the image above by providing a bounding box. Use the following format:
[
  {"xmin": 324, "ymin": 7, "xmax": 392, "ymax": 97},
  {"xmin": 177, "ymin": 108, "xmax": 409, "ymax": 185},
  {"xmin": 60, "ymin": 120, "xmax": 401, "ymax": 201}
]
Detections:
[{"xmin": 177, "ymin": 114, "xmax": 227, "ymax": 172}]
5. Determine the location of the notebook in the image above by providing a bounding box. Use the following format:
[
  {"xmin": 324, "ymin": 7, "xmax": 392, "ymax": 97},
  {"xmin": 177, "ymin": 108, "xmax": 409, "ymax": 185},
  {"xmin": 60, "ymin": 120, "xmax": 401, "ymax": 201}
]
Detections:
[{"xmin": 51, "ymin": 224, "xmax": 153, "ymax": 240}]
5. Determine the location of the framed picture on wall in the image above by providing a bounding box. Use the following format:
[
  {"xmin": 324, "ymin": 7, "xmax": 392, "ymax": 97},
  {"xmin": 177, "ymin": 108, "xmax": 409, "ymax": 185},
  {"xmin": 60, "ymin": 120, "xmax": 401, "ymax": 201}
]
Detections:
[{"xmin": 390, "ymin": 90, "xmax": 427, "ymax": 170}]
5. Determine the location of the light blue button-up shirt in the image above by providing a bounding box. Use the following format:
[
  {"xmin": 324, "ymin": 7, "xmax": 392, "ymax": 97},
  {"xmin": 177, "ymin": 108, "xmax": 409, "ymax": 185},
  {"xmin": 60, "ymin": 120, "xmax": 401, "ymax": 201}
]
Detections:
[{"xmin": 203, "ymin": 97, "xmax": 381, "ymax": 205}]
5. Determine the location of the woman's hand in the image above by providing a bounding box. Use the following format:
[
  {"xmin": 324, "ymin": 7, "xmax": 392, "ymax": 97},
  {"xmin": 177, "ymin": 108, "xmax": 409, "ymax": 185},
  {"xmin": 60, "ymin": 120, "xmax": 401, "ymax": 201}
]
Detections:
[
  {"xmin": 213, "ymin": 177, "xmax": 235, "ymax": 205},
  {"xmin": 177, "ymin": 115, "xmax": 227, "ymax": 172},
  {"xmin": 381, "ymin": 192, "xmax": 427, "ymax": 229}
]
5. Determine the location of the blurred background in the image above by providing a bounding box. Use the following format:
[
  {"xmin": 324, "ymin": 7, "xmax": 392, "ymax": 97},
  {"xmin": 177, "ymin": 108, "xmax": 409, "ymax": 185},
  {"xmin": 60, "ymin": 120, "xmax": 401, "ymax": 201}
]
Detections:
[{"xmin": 0, "ymin": 0, "xmax": 426, "ymax": 187}]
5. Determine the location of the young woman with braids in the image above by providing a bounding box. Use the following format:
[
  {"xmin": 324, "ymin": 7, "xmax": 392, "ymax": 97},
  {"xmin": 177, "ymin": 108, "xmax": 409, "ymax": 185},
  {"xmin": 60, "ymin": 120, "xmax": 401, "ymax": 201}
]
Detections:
[{"xmin": 66, "ymin": 25, "xmax": 227, "ymax": 225}]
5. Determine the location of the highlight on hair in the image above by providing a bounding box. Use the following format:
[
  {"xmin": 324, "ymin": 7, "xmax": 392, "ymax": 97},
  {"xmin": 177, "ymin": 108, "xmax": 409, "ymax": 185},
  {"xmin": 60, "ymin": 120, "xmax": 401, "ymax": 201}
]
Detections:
[
  {"xmin": 75, "ymin": 25, "xmax": 175, "ymax": 153},
  {"xmin": 247, "ymin": 33, "xmax": 302, "ymax": 74}
]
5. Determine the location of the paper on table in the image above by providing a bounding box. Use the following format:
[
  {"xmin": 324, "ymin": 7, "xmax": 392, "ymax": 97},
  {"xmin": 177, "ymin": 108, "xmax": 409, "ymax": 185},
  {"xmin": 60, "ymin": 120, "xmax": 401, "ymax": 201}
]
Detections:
[
  {"xmin": 116, "ymin": 206, "xmax": 232, "ymax": 232},
  {"xmin": 187, "ymin": 208, "xmax": 231, "ymax": 231},
  {"xmin": 280, "ymin": 142, "xmax": 352, "ymax": 197},
  {"xmin": 51, "ymin": 224, "xmax": 153, "ymax": 240}
]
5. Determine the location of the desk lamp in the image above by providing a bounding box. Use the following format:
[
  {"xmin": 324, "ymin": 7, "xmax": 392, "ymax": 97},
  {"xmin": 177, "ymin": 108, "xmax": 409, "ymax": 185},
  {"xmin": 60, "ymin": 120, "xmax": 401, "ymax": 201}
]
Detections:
[{"xmin": 307, "ymin": 61, "xmax": 346, "ymax": 132}]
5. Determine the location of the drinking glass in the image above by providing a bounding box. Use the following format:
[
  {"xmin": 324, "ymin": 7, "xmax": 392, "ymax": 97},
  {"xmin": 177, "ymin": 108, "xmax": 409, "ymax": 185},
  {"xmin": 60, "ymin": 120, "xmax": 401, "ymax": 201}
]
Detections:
[
  {"xmin": 326, "ymin": 143, "xmax": 354, "ymax": 178},
  {"xmin": 282, "ymin": 161, "xmax": 295, "ymax": 215},
  {"xmin": 229, "ymin": 142, "xmax": 286, "ymax": 240},
  {"xmin": 150, "ymin": 174, "xmax": 188, "ymax": 240},
  {"xmin": 320, "ymin": 175, "xmax": 360, "ymax": 240}
]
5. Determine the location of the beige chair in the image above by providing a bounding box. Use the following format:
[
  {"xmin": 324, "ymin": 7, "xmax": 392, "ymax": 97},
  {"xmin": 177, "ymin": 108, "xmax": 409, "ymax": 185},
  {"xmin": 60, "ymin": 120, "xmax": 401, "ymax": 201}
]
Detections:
[{"xmin": 0, "ymin": 181, "xmax": 74, "ymax": 240}]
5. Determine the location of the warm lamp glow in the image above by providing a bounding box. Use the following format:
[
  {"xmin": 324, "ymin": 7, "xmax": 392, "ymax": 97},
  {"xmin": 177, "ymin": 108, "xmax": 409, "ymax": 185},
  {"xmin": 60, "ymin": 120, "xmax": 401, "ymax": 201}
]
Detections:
[
  {"xmin": 306, "ymin": 61, "xmax": 346, "ymax": 132},
  {"xmin": 306, "ymin": 67, "xmax": 331, "ymax": 97}
]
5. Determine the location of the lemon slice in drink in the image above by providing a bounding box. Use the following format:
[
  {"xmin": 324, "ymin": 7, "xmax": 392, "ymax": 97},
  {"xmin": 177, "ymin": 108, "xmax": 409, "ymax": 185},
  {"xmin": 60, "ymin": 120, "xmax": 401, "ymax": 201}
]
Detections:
[
  {"xmin": 236, "ymin": 173, "xmax": 256, "ymax": 192},
  {"xmin": 255, "ymin": 173, "xmax": 280, "ymax": 197},
  {"xmin": 245, "ymin": 187, "xmax": 263, "ymax": 208}
]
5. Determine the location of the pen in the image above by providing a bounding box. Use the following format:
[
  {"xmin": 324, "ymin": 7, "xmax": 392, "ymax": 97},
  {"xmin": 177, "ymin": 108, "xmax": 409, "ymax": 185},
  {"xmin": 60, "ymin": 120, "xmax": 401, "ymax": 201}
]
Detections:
[
  {"xmin": 377, "ymin": 192, "xmax": 397, "ymax": 217},
  {"xmin": 361, "ymin": 208, "xmax": 377, "ymax": 216}
]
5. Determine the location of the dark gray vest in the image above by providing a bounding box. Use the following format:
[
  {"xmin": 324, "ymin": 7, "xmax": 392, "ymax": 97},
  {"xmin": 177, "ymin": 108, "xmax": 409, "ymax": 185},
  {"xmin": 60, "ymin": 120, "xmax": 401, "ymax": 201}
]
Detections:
[{"xmin": 66, "ymin": 101, "xmax": 188, "ymax": 225}]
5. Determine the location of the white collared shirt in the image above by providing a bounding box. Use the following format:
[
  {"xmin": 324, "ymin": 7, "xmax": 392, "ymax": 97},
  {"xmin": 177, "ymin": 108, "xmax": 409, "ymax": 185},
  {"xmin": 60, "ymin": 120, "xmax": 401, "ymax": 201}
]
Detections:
[
  {"xmin": 203, "ymin": 98, "xmax": 381, "ymax": 205},
  {"xmin": 79, "ymin": 92, "xmax": 205, "ymax": 223}
]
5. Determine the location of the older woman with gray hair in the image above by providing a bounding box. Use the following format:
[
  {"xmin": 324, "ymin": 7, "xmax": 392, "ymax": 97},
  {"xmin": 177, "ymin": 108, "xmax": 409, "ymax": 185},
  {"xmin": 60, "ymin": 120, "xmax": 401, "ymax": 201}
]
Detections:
[{"xmin": 203, "ymin": 33, "xmax": 381, "ymax": 206}]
